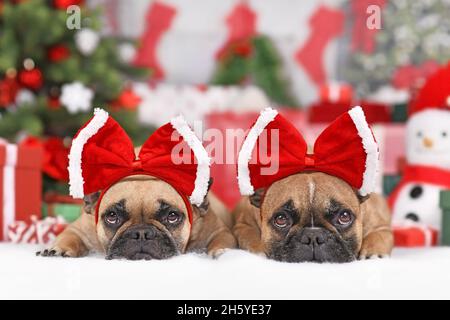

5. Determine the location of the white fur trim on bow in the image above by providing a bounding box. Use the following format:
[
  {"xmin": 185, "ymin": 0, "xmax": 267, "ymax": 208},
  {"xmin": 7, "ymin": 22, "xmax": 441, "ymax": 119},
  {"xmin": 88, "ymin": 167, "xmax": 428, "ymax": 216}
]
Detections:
[
  {"xmin": 170, "ymin": 116, "xmax": 211, "ymax": 206},
  {"xmin": 348, "ymin": 106, "xmax": 379, "ymax": 196},
  {"xmin": 237, "ymin": 107, "xmax": 278, "ymax": 195},
  {"xmin": 68, "ymin": 108, "xmax": 109, "ymax": 198}
]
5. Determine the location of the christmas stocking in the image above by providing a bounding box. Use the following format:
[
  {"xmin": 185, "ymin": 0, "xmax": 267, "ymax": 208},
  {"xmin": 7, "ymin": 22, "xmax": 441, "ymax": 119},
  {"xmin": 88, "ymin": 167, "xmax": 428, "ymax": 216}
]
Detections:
[
  {"xmin": 294, "ymin": 6, "xmax": 344, "ymax": 86},
  {"xmin": 216, "ymin": 2, "xmax": 257, "ymax": 59},
  {"xmin": 133, "ymin": 1, "xmax": 177, "ymax": 80},
  {"xmin": 351, "ymin": 0, "xmax": 386, "ymax": 53}
]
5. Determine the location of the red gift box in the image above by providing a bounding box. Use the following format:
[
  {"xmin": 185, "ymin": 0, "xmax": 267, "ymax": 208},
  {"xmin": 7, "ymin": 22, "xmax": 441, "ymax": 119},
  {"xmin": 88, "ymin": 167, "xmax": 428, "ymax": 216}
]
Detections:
[
  {"xmin": 319, "ymin": 83, "xmax": 353, "ymax": 105},
  {"xmin": 308, "ymin": 101, "xmax": 391, "ymax": 124},
  {"xmin": 0, "ymin": 139, "xmax": 43, "ymax": 240},
  {"xmin": 393, "ymin": 224, "xmax": 438, "ymax": 247},
  {"xmin": 7, "ymin": 215, "xmax": 67, "ymax": 244}
]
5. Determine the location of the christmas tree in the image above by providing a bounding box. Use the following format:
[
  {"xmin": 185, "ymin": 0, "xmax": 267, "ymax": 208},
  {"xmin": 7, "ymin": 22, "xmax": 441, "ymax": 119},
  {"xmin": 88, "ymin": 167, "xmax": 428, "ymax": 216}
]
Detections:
[
  {"xmin": 0, "ymin": 0, "xmax": 150, "ymax": 192},
  {"xmin": 0, "ymin": 0, "xmax": 149, "ymax": 141},
  {"xmin": 211, "ymin": 35, "xmax": 298, "ymax": 107},
  {"xmin": 341, "ymin": 0, "xmax": 450, "ymax": 96}
]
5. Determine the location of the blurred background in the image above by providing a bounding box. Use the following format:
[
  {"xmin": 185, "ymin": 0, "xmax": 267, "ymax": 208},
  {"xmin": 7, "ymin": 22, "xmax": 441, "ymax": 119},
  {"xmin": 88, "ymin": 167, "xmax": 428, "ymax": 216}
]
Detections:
[{"xmin": 0, "ymin": 0, "xmax": 449, "ymax": 245}]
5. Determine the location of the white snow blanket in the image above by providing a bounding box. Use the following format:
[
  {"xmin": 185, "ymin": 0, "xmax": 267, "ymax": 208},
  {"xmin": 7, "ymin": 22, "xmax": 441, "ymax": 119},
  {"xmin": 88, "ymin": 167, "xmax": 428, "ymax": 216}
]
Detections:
[{"xmin": 1, "ymin": 243, "xmax": 449, "ymax": 299}]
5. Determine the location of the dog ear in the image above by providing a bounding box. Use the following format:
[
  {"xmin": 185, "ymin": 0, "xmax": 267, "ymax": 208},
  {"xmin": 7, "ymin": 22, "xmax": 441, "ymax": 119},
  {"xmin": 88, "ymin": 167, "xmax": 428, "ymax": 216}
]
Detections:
[
  {"xmin": 356, "ymin": 192, "xmax": 370, "ymax": 204},
  {"xmin": 249, "ymin": 188, "xmax": 265, "ymax": 208},
  {"xmin": 83, "ymin": 191, "xmax": 101, "ymax": 214},
  {"xmin": 193, "ymin": 178, "xmax": 213, "ymax": 216}
]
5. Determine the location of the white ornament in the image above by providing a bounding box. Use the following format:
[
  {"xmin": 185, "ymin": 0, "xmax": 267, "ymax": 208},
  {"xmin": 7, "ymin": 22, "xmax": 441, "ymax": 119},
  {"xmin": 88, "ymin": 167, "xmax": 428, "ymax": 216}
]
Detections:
[
  {"xmin": 179, "ymin": 86, "xmax": 210, "ymax": 124},
  {"xmin": 368, "ymin": 86, "xmax": 410, "ymax": 105},
  {"xmin": 15, "ymin": 89, "xmax": 36, "ymax": 106},
  {"xmin": 134, "ymin": 83, "xmax": 179, "ymax": 127},
  {"xmin": 233, "ymin": 86, "xmax": 271, "ymax": 113},
  {"xmin": 75, "ymin": 28, "xmax": 100, "ymax": 55},
  {"xmin": 118, "ymin": 43, "xmax": 136, "ymax": 64},
  {"xmin": 406, "ymin": 109, "xmax": 450, "ymax": 170},
  {"xmin": 60, "ymin": 82, "xmax": 94, "ymax": 114}
]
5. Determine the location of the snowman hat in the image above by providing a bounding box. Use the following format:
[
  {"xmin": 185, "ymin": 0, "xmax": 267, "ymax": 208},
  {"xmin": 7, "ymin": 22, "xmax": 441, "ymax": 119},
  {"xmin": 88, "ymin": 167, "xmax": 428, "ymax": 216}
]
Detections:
[
  {"xmin": 68, "ymin": 108, "xmax": 210, "ymax": 223},
  {"xmin": 410, "ymin": 62, "xmax": 450, "ymax": 116},
  {"xmin": 237, "ymin": 106, "xmax": 379, "ymax": 197}
]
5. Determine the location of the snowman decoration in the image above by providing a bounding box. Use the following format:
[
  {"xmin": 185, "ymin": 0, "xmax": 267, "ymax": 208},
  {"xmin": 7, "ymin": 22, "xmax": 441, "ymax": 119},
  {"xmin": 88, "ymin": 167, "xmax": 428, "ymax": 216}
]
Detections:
[{"xmin": 389, "ymin": 64, "xmax": 450, "ymax": 231}]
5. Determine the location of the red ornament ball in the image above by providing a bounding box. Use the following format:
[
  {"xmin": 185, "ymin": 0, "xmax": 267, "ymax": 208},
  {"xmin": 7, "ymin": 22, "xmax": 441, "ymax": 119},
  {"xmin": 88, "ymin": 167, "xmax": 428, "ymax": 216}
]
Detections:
[
  {"xmin": 233, "ymin": 39, "xmax": 253, "ymax": 58},
  {"xmin": 0, "ymin": 76, "xmax": 19, "ymax": 107},
  {"xmin": 18, "ymin": 68, "xmax": 43, "ymax": 90},
  {"xmin": 111, "ymin": 88, "xmax": 141, "ymax": 110},
  {"xmin": 47, "ymin": 45, "xmax": 71, "ymax": 62}
]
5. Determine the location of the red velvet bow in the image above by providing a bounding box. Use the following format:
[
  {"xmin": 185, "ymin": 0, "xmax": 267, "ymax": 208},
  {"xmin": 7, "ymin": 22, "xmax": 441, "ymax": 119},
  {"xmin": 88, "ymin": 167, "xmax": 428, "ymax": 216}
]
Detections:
[
  {"xmin": 238, "ymin": 107, "xmax": 378, "ymax": 196},
  {"xmin": 68, "ymin": 109, "xmax": 210, "ymax": 224}
]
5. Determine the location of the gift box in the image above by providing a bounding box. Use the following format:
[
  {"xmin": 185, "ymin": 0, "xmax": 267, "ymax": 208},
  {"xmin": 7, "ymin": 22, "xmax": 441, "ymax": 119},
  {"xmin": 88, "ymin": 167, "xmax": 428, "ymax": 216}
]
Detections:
[
  {"xmin": 308, "ymin": 101, "xmax": 391, "ymax": 124},
  {"xmin": 42, "ymin": 193, "xmax": 83, "ymax": 223},
  {"xmin": 383, "ymin": 175, "xmax": 402, "ymax": 196},
  {"xmin": 0, "ymin": 139, "xmax": 43, "ymax": 240},
  {"xmin": 391, "ymin": 103, "xmax": 408, "ymax": 123},
  {"xmin": 371, "ymin": 124, "xmax": 406, "ymax": 176},
  {"xmin": 7, "ymin": 215, "xmax": 67, "ymax": 244},
  {"xmin": 318, "ymin": 83, "xmax": 353, "ymax": 105},
  {"xmin": 393, "ymin": 224, "xmax": 438, "ymax": 247},
  {"xmin": 440, "ymin": 190, "xmax": 450, "ymax": 246}
]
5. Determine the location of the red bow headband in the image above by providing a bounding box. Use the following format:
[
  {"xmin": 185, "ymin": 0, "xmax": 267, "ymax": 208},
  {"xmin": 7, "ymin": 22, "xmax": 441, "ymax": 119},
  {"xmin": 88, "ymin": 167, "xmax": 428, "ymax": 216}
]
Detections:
[
  {"xmin": 68, "ymin": 108, "xmax": 210, "ymax": 223},
  {"xmin": 237, "ymin": 106, "xmax": 379, "ymax": 197}
]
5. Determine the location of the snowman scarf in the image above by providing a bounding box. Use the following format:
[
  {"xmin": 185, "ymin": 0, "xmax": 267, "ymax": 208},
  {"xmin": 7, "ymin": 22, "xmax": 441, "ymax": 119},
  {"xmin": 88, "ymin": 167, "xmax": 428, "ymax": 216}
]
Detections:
[{"xmin": 388, "ymin": 165, "xmax": 450, "ymax": 209}]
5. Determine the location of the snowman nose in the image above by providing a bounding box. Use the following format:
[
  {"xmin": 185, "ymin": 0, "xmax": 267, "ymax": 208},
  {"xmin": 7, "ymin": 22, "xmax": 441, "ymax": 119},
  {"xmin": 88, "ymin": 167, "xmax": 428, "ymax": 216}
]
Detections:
[{"xmin": 423, "ymin": 137, "xmax": 434, "ymax": 148}]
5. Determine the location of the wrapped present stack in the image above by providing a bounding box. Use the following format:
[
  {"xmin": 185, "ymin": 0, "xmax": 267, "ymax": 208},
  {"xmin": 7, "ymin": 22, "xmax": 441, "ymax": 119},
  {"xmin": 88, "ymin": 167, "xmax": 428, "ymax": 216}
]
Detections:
[
  {"xmin": 0, "ymin": 138, "xmax": 43, "ymax": 241},
  {"xmin": 7, "ymin": 215, "xmax": 67, "ymax": 245},
  {"xmin": 42, "ymin": 192, "xmax": 83, "ymax": 223},
  {"xmin": 440, "ymin": 191, "xmax": 450, "ymax": 246},
  {"xmin": 308, "ymin": 83, "xmax": 392, "ymax": 124},
  {"xmin": 393, "ymin": 222, "xmax": 438, "ymax": 247}
]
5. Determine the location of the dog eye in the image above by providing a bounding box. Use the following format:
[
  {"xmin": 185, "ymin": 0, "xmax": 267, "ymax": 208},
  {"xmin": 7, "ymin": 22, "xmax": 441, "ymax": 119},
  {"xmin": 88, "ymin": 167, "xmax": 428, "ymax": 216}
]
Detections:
[
  {"xmin": 105, "ymin": 212, "xmax": 120, "ymax": 225},
  {"xmin": 273, "ymin": 213, "xmax": 289, "ymax": 229},
  {"xmin": 443, "ymin": 131, "xmax": 448, "ymax": 138},
  {"xmin": 417, "ymin": 131, "xmax": 423, "ymax": 138},
  {"xmin": 167, "ymin": 211, "xmax": 180, "ymax": 224},
  {"xmin": 337, "ymin": 211, "xmax": 353, "ymax": 226}
]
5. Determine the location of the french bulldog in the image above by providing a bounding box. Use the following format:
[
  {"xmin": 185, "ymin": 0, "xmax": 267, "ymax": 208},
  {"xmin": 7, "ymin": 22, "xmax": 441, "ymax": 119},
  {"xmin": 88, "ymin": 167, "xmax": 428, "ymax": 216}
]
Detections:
[
  {"xmin": 38, "ymin": 174, "xmax": 236, "ymax": 260},
  {"xmin": 38, "ymin": 108, "xmax": 236, "ymax": 260},
  {"xmin": 233, "ymin": 172, "xmax": 393, "ymax": 263}
]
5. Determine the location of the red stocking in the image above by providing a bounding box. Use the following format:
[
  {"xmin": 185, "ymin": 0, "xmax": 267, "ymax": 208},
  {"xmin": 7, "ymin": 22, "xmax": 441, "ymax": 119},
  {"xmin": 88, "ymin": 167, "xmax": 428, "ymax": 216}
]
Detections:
[
  {"xmin": 133, "ymin": 1, "xmax": 177, "ymax": 80},
  {"xmin": 351, "ymin": 0, "xmax": 386, "ymax": 53},
  {"xmin": 216, "ymin": 1, "xmax": 257, "ymax": 59},
  {"xmin": 294, "ymin": 6, "xmax": 344, "ymax": 86}
]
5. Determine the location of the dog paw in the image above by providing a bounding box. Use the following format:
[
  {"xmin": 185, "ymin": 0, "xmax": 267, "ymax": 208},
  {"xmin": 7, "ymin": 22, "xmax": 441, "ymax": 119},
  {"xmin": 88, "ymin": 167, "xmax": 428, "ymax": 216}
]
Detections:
[
  {"xmin": 358, "ymin": 253, "xmax": 389, "ymax": 260},
  {"xmin": 208, "ymin": 248, "xmax": 228, "ymax": 259},
  {"xmin": 36, "ymin": 246, "xmax": 77, "ymax": 258}
]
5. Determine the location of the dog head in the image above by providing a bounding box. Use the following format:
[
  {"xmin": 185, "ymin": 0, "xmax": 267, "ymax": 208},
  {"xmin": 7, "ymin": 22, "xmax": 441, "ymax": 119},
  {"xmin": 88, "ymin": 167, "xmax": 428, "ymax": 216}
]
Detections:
[
  {"xmin": 84, "ymin": 175, "xmax": 209, "ymax": 260},
  {"xmin": 68, "ymin": 109, "xmax": 212, "ymax": 260},
  {"xmin": 250, "ymin": 172, "xmax": 367, "ymax": 263}
]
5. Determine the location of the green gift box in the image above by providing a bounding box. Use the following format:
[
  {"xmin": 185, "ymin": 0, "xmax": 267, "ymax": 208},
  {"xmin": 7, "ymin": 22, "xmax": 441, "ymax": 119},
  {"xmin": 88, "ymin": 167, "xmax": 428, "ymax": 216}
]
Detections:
[
  {"xmin": 383, "ymin": 175, "xmax": 402, "ymax": 197},
  {"xmin": 391, "ymin": 103, "xmax": 408, "ymax": 123},
  {"xmin": 440, "ymin": 190, "xmax": 450, "ymax": 246},
  {"xmin": 42, "ymin": 203, "xmax": 82, "ymax": 223}
]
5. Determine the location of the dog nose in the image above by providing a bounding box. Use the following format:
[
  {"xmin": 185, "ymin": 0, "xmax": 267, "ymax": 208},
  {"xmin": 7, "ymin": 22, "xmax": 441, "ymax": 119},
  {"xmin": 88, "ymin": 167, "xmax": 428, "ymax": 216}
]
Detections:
[
  {"xmin": 300, "ymin": 228, "xmax": 326, "ymax": 246},
  {"xmin": 125, "ymin": 226, "xmax": 156, "ymax": 241}
]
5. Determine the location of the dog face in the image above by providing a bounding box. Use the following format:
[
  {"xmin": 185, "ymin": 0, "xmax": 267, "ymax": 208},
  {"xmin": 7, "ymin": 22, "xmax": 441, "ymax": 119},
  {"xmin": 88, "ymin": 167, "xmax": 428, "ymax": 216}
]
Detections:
[
  {"xmin": 254, "ymin": 172, "xmax": 364, "ymax": 263},
  {"xmin": 90, "ymin": 175, "xmax": 192, "ymax": 260}
]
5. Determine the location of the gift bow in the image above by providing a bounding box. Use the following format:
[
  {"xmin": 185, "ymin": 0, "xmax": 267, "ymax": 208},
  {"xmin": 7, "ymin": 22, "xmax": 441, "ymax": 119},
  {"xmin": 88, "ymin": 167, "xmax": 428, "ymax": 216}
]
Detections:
[
  {"xmin": 68, "ymin": 109, "xmax": 210, "ymax": 223},
  {"xmin": 238, "ymin": 106, "xmax": 379, "ymax": 196}
]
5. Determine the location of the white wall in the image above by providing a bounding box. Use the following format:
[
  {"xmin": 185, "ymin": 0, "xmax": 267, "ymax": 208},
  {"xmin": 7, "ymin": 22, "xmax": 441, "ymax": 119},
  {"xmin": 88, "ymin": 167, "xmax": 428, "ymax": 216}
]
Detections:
[{"xmin": 110, "ymin": 0, "xmax": 347, "ymax": 105}]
